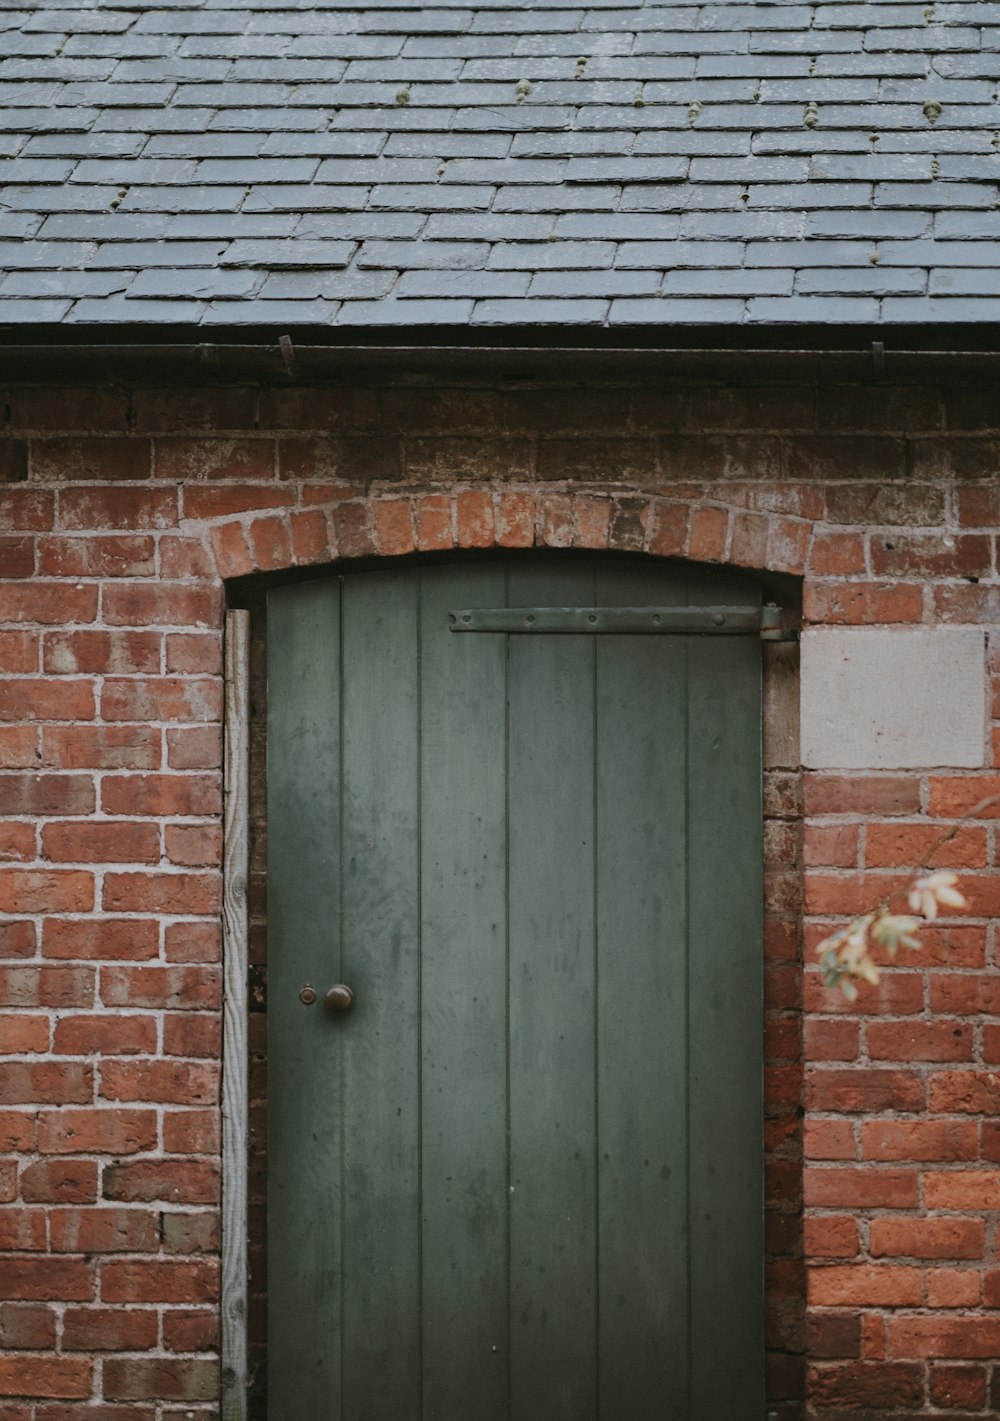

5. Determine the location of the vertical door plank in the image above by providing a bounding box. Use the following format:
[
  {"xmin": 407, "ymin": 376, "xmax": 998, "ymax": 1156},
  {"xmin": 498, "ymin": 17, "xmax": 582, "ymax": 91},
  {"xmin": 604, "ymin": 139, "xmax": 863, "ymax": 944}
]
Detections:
[
  {"xmin": 340, "ymin": 569, "xmax": 422, "ymax": 1421},
  {"xmin": 267, "ymin": 580, "xmax": 343, "ymax": 1420},
  {"xmin": 419, "ymin": 565, "xmax": 509, "ymax": 1421},
  {"xmin": 507, "ymin": 561, "xmax": 598, "ymax": 1421},
  {"xmin": 685, "ymin": 567, "xmax": 765, "ymax": 1417},
  {"xmin": 593, "ymin": 563, "xmax": 690, "ymax": 1419}
]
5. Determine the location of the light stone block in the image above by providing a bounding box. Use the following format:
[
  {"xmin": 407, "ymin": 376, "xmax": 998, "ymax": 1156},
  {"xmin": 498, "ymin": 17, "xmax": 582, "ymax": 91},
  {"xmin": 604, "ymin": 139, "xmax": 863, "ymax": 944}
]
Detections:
[{"xmin": 800, "ymin": 627, "xmax": 986, "ymax": 770}]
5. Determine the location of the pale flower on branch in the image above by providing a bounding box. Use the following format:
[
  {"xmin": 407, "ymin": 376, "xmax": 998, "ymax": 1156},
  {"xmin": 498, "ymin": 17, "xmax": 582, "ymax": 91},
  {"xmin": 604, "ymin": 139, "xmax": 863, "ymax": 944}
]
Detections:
[{"xmin": 815, "ymin": 795, "xmax": 999, "ymax": 999}]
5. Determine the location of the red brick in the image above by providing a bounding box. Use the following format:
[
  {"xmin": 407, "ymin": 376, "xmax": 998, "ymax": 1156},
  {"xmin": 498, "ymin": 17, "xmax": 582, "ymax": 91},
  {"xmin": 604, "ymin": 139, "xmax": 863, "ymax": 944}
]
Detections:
[
  {"xmin": 0, "ymin": 538, "xmax": 34, "ymax": 579},
  {"xmin": 803, "ymin": 970, "xmax": 923, "ymax": 1017},
  {"xmin": 870, "ymin": 1215, "xmax": 984, "ymax": 1260},
  {"xmin": 185, "ymin": 483, "xmax": 287, "ymax": 521},
  {"xmin": 806, "ymin": 1068, "xmax": 923, "ymax": 1114},
  {"xmin": 164, "ymin": 921, "xmax": 220, "ymax": 964},
  {"xmin": 803, "ymin": 823, "xmax": 858, "ymax": 868},
  {"xmin": 332, "ymin": 501, "xmax": 375, "ymax": 559},
  {"xmin": 159, "ymin": 535, "xmax": 215, "ymax": 579},
  {"xmin": 804, "ymin": 1216, "xmax": 858, "ymax": 1258},
  {"xmin": 103, "ymin": 1357, "xmax": 218, "ymax": 1403},
  {"xmin": 868, "ymin": 1020, "xmax": 973, "ymax": 1063},
  {"xmin": 207, "ymin": 520, "xmax": 251, "ymax": 578},
  {"xmin": 767, "ymin": 517, "xmax": 811, "ymax": 576},
  {"xmin": 0, "ymin": 634, "xmax": 37, "ymax": 675},
  {"xmin": 928, "ymin": 774, "xmax": 1000, "ymax": 819},
  {"xmin": 0, "ymin": 1111, "xmax": 35, "ymax": 1150},
  {"xmin": 0, "ymin": 439, "xmax": 28, "ymax": 481},
  {"xmin": 926, "ymin": 1267, "xmax": 980, "ymax": 1307},
  {"xmin": 163, "ymin": 1308, "xmax": 218, "ymax": 1352},
  {"xmin": 0, "ymin": 870, "xmax": 94, "ymax": 914},
  {"xmin": 51, "ymin": 1206, "xmax": 160, "ymax": 1253},
  {"xmin": 3, "ymin": 1257, "xmax": 94, "ymax": 1302},
  {"xmin": 928, "ymin": 1070, "xmax": 1000, "ymax": 1113},
  {"xmin": 807, "ymin": 1360, "xmax": 924, "ymax": 1408},
  {"xmin": 890, "ymin": 1313, "xmax": 1000, "ymax": 1359},
  {"xmin": 289, "ymin": 508, "xmax": 330, "ymax": 565},
  {"xmin": 37, "ymin": 535, "xmax": 155, "ymax": 578},
  {"xmin": 101, "ymin": 677, "xmax": 221, "ymax": 723},
  {"xmin": 164, "ymin": 633, "xmax": 220, "ymax": 676},
  {"xmin": 42, "ymin": 820, "xmax": 160, "ymax": 864},
  {"xmin": 9, "ymin": 386, "xmax": 129, "ymax": 432},
  {"xmin": 101, "ymin": 771, "xmax": 220, "ymax": 816},
  {"xmin": 43, "ymin": 629, "xmax": 160, "ymax": 676},
  {"xmin": 42, "ymin": 918, "xmax": 158, "ymax": 962},
  {"xmin": 803, "ymin": 1167, "xmax": 919, "ymax": 1209},
  {"xmin": 61, "ymin": 1308, "xmax": 158, "ymax": 1352},
  {"xmin": 0, "ymin": 679, "xmax": 94, "ymax": 722},
  {"xmin": 454, "ymin": 490, "xmax": 495, "ymax": 548},
  {"xmin": 54, "ymin": 1014, "xmax": 156, "ymax": 1056},
  {"xmin": 805, "ymin": 774, "xmax": 921, "ymax": 817},
  {"xmin": 803, "ymin": 1018, "xmax": 860, "ymax": 1061},
  {"xmin": 32, "ymin": 437, "xmax": 150, "ymax": 482},
  {"xmin": 808, "ymin": 532, "xmax": 866, "ymax": 576},
  {"xmin": 0, "ymin": 966, "xmax": 94, "ymax": 1009},
  {"xmin": 100, "ymin": 966, "xmax": 220, "ymax": 1011},
  {"xmin": 156, "ymin": 435, "xmax": 274, "ymax": 480},
  {"xmin": 808, "ymin": 1264, "xmax": 922, "ymax": 1307},
  {"xmin": 19, "ymin": 1159, "xmax": 97, "ymax": 1204},
  {"xmin": 262, "ymin": 386, "xmax": 378, "ymax": 431},
  {"xmin": 803, "ymin": 580, "xmax": 923, "ymax": 625},
  {"xmin": 162, "ymin": 1108, "xmax": 219, "ymax": 1155},
  {"xmin": 861, "ymin": 1119, "xmax": 977, "ymax": 1163},
  {"xmin": 0, "ymin": 920, "xmax": 36, "ymax": 959},
  {"xmin": 104, "ymin": 1158, "xmax": 219, "ymax": 1205},
  {"xmin": 102, "ymin": 871, "xmax": 219, "ymax": 916},
  {"xmin": 0, "ymin": 1060, "xmax": 91, "ymax": 1105},
  {"xmin": 646, "ymin": 499, "xmax": 689, "ymax": 557},
  {"xmin": 166, "ymin": 725, "xmax": 221, "ymax": 771},
  {"xmin": 804, "ymin": 1119, "xmax": 856, "ymax": 1161},
  {"xmin": 866, "ymin": 821, "xmax": 986, "ymax": 869},
  {"xmin": 0, "ymin": 822, "xmax": 34, "ymax": 864},
  {"xmin": 929, "ymin": 1362, "xmax": 987, "ymax": 1409},
  {"xmin": 59, "ymin": 487, "xmax": 177, "ymax": 532},
  {"xmin": 100, "ymin": 1059, "xmax": 218, "ymax": 1106},
  {"xmin": 871, "ymin": 531, "xmax": 991, "ymax": 578},
  {"xmin": 371, "ymin": 497, "xmax": 414, "ymax": 556},
  {"xmin": 925, "ymin": 1169, "xmax": 1000, "ymax": 1210},
  {"xmin": 687, "ymin": 505, "xmax": 729, "ymax": 561},
  {"xmin": 0, "ymin": 1304, "xmax": 57, "ymax": 1350},
  {"xmin": 0, "ymin": 1356, "xmax": 92, "ymax": 1400},
  {"xmin": 163, "ymin": 1012, "xmax": 221, "ymax": 1059},
  {"xmin": 806, "ymin": 1309, "xmax": 862, "ymax": 1360},
  {"xmin": 0, "ymin": 579, "xmax": 98, "ymax": 625},
  {"xmin": 0, "ymin": 773, "xmax": 94, "ymax": 818},
  {"xmin": 38, "ymin": 1108, "xmax": 157, "ymax": 1155},
  {"xmin": 496, "ymin": 491, "xmax": 535, "ymax": 548},
  {"xmin": 0, "ymin": 488, "xmax": 53, "ymax": 530},
  {"xmin": 930, "ymin": 973, "xmax": 1000, "ymax": 1014},
  {"xmin": 0, "ymin": 1208, "xmax": 46, "ymax": 1249},
  {"xmin": 0, "ymin": 1015, "xmax": 48, "ymax": 1052},
  {"xmin": 164, "ymin": 822, "xmax": 221, "ymax": 867},
  {"xmin": 100, "ymin": 1258, "xmax": 218, "ymax": 1304},
  {"xmin": 41, "ymin": 725, "xmax": 159, "ymax": 770},
  {"xmin": 134, "ymin": 385, "xmax": 258, "ymax": 432},
  {"xmin": 103, "ymin": 583, "xmax": 221, "ymax": 629}
]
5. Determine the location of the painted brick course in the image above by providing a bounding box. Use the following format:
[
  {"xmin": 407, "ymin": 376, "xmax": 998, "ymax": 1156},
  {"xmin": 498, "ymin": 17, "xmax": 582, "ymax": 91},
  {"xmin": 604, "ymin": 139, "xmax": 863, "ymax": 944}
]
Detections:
[{"xmin": 3, "ymin": 365, "xmax": 1000, "ymax": 1417}]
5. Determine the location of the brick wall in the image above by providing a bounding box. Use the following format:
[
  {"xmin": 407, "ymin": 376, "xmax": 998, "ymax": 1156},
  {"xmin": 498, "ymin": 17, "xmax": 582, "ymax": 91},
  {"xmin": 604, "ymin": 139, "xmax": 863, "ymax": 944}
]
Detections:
[{"xmin": 2, "ymin": 363, "xmax": 1000, "ymax": 1419}]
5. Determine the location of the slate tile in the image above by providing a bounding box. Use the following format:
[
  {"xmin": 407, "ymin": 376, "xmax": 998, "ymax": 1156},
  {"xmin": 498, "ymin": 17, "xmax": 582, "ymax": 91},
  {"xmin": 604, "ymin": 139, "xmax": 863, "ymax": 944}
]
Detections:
[
  {"xmin": 221, "ymin": 239, "xmax": 355, "ymax": 268},
  {"xmin": 126, "ymin": 267, "xmax": 263, "ymax": 298},
  {"xmin": 337, "ymin": 297, "xmax": 476, "ymax": 323},
  {"xmin": 200, "ymin": 297, "xmax": 341, "ymax": 323},
  {"xmin": 608, "ymin": 296, "xmax": 747, "ymax": 323},
  {"xmin": 471, "ymin": 297, "xmax": 611, "ymax": 323}
]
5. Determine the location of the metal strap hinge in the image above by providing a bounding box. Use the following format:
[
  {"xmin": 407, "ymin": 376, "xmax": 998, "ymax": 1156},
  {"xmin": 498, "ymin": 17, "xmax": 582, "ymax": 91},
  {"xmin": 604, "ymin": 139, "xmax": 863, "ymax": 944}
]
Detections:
[{"xmin": 449, "ymin": 604, "xmax": 798, "ymax": 640}]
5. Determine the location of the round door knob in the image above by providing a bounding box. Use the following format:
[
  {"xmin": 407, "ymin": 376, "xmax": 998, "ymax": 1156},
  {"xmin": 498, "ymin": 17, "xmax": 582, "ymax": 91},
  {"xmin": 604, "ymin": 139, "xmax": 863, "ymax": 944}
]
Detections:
[{"xmin": 324, "ymin": 984, "xmax": 355, "ymax": 1013}]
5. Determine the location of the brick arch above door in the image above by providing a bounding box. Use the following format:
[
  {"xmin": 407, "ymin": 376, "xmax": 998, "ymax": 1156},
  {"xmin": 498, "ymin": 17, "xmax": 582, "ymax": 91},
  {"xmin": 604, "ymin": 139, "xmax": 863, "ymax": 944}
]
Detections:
[{"xmin": 195, "ymin": 485, "xmax": 814, "ymax": 585}]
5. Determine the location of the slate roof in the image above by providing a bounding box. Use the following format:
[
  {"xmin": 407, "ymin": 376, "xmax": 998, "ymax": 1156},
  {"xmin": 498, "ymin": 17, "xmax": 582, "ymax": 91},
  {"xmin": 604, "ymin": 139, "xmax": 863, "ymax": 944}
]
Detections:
[{"xmin": 2, "ymin": 0, "xmax": 1000, "ymax": 328}]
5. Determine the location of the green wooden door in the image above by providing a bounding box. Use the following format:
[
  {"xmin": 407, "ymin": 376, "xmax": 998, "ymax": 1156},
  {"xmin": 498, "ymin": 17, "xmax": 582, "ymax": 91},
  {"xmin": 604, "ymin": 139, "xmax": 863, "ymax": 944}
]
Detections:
[{"xmin": 266, "ymin": 557, "xmax": 764, "ymax": 1421}]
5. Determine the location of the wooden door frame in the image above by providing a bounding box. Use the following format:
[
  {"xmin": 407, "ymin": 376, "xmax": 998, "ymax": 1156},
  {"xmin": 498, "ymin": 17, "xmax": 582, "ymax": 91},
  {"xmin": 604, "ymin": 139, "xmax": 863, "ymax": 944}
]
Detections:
[{"xmin": 219, "ymin": 559, "xmax": 801, "ymax": 1420}]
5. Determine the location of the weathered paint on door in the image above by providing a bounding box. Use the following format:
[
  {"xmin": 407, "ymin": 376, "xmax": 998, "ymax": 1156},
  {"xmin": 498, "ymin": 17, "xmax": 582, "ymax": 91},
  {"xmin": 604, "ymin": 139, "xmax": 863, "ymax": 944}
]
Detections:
[{"xmin": 266, "ymin": 557, "xmax": 764, "ymax": 1421}]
